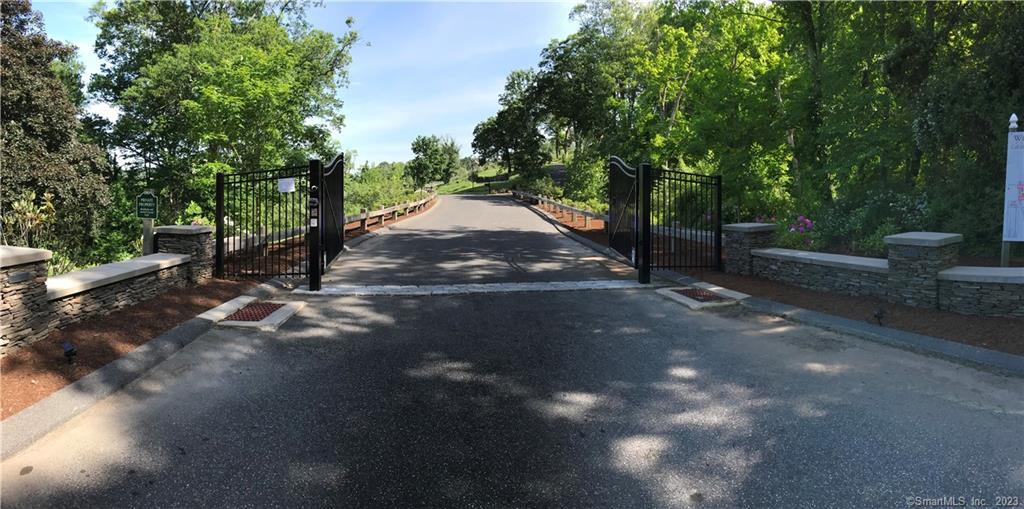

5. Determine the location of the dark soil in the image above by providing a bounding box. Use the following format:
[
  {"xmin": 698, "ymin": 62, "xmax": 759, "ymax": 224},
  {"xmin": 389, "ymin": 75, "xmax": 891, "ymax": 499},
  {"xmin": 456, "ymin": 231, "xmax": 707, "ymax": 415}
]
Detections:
[{"xmin": 1, "ymin": 279, "xmax": 258, "ymax": 420}]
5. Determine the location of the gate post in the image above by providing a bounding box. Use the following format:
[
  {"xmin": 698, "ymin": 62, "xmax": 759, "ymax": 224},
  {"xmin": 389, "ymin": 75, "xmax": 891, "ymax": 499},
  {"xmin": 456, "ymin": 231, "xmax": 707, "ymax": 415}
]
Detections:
[
  {"xmin": 215, "ymin": 172, "xmax": 225, "ymax": 278},
  {"xmin": 714, "ymin": 174, "xmax": 723, "ymax": 271},
  {"xmin": 308, "ymin": 159, "xmax": 322, "ymax": 291},
  {"xmin": 638, "ymin": 163, "xmax": 652, "ymax": 284}
]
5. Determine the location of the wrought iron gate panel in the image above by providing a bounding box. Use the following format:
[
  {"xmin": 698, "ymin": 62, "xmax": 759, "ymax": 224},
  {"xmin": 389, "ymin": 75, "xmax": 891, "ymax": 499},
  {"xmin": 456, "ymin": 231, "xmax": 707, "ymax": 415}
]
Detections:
[
  {"xmin": 608, "ymin": 156, "xmax": 638, "ymax": 264},
  {"xmin": 650, "ymin": 169, "xmax": 722, "ymax": 270},
  {"xmin": 215, "ymin": 165, "xmax": 312, "ymax": 280},
  {"xmin": 608, "ymin": 156, "xmax": 722, "ymax": 282},
  {"xmin": 320, "ymin": 154, "xmax": 345, "ymax": 269}
]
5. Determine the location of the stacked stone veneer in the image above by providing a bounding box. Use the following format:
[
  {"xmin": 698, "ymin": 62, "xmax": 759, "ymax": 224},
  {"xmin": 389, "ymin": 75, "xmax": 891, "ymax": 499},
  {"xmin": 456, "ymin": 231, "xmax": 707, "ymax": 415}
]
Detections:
[
  {"xmin": 0, "ymin": 225, "xmax": 215, "ymax": 352},
  {"xmin": 751, "ymin": 250, "xmax": 888, "ymax": 298},
  {"xmin": 155, "ymin": 225, "xmax": 214, "ymax": 283},
  {"xmin": 937, "ymin": 268, "xmax": 1024, "ymax": 318},
  {"xmin": 1, "ymin": 247, "xmax": 54, "ymax": 350},
  {"xmin": 723, "ymin": 223, "xmax": 776, "ymax": 275},
  {"xmin": 49, "ymin": 259, "xmax": 191, "ymax": 330},
  {"xmin": 724, "ymin": 226, "xmax": 1024, "ymax": 317}
]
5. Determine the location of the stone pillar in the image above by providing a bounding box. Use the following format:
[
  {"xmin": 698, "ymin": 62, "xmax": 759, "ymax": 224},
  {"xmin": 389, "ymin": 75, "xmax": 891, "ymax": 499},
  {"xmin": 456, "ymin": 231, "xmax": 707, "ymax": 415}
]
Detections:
[
  {"xmin": 155, "ymin": 225, "xmax": 214, "ymax": 284},
  {"xmin": 884, "ymin": 232, "xmax": 963, "ymax": 309},
  {"xmin": 1, "ymin": 246, "xmax": 53, "ymax": 351},
  {"xmin": 723, "ymin": 223, "xmax": 777, "ymax": 275}
]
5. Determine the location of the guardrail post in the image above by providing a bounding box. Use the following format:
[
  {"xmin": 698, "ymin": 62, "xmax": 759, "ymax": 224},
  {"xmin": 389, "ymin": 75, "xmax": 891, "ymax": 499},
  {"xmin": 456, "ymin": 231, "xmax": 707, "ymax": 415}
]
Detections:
[
  {"xmin": 638, "ymin": 163, "xmax": 652, "ymax": 284},
  {"xmin": 360, "ymin": 208, "xmax": 368, "ymax": 232}
]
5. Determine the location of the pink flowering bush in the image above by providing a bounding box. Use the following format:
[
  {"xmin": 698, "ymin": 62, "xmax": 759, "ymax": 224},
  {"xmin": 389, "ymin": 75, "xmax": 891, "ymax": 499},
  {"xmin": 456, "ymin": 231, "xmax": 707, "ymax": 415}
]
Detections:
[{"xmin": 776, "ymin": 214, "xmax": 818, "ymax": 250}]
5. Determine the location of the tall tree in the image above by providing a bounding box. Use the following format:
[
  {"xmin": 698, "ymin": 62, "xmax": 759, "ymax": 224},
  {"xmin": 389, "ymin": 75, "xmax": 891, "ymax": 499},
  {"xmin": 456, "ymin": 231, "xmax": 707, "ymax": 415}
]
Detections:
[
  {"xmin": 472, "ymin": 70, "xmax": 548, "ymax": 177},
  {"xmin": 405, "ymin": 135, "xmax": 460, "ymax": 188},
  {"xmin": 89, "ymin": 0, "xmax": 357, "ymax": 222},
  {"xmin": 1, "ymin": 0, "xmax": 110, "ymax": 256}
]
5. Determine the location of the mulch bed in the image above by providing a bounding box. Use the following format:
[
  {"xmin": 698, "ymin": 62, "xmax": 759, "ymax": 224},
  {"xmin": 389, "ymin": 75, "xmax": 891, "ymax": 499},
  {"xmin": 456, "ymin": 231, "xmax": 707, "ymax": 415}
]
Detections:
[
  {"xmin": 535, "ymin": 201, "xmax": 1024, "ymax": 357},
  {"xmin": 683, "ymin": 269, "xmax": 1024, "ymax": 356},
  {"xmin": 0, "ymin": 279, "xmax": 258, "ymax": 420}
]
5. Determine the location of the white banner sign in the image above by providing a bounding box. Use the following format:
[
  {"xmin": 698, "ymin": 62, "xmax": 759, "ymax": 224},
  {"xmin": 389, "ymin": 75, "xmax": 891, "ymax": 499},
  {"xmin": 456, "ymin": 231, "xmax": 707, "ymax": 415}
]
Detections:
[
  {"xmin": 1004, "ymin": 129, "xmax": 1024, "ymax": 241},
  {"xmin": 278, "ymin": 177, "xmax": 296, "ymax": 193}
]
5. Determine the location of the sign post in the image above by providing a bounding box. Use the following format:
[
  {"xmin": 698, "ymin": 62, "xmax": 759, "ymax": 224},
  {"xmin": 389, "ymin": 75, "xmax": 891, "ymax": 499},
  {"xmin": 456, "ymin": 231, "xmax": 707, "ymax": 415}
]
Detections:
[
  {"xmin": 1002, "ymin": 114, "xmax": 1023, "ymax": 266},
  {"xmin": 136, "ymin": 190, "xmax": 159, "ymax": 255}
]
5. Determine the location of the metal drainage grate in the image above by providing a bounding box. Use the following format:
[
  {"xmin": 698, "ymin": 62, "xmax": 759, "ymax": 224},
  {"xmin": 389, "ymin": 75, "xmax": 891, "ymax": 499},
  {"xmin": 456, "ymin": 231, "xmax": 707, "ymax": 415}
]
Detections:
[
  {"xmin": 224, "ymin": 302, "xmax": 284, "ymax": 322},
  {"xmin": 672, "ymin": 288, "xmax": 726, "ymax": 303}
]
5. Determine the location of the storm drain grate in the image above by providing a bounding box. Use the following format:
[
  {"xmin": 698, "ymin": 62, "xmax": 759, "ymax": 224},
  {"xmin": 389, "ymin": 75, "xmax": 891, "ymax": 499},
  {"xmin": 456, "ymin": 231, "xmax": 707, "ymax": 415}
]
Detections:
[
  {"xmin": 223, "ymin": 302, "xmax": 284, "ymax": 322},
  {"xmin": 672, "ymin": 288, "xmax": 726, "ymax": 302}
]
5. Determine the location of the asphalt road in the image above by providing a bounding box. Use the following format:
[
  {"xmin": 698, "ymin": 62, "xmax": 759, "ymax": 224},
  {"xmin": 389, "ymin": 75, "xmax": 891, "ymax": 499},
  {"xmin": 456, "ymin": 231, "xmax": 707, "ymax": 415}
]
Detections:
[{"xmin": 2, "ymin": 195, "xmax": 1022, "ymax": 508}]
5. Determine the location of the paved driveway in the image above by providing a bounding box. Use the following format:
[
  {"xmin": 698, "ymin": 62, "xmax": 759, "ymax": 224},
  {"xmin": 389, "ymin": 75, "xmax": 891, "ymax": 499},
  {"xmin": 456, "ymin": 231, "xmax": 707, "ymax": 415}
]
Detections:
[{"xmin": 2, "ymin": 195, "xmax": 1022, "ymax": 508}]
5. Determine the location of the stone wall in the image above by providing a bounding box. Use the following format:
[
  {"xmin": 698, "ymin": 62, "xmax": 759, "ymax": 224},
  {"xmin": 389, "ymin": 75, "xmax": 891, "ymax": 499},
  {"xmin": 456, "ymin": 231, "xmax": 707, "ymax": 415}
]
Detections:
[
  {"xmin": 751, "ymin": 254, "xmax": 888, "ymax": 299},
  {"xmin": 155, "ymin": 225, "xmax": 214, "ymax": 283},
  {"xmin": 724, "ymin": 225, "xmax": 1023, "ymax": 318},
  {"xmin": 938, "ymin": 280, "xmax": 1024, "ymax": 318},
  {"xmin": 884, "ymin": 233, "xmax": 962, "ymax": 309},
  {"xmin": 1, "ymin": 225, "xmax": 216, "ymax": 353},
  {"xmin": 722, "ymin": 223, "xmax": 776, "ymax": 275},
  {"xmin": 1, "ymin": 248, "xmax": 53, "ymax": 350},
  {"xmin": 50, "ymin": 263, "xmax": 190, "ymax": 329}
]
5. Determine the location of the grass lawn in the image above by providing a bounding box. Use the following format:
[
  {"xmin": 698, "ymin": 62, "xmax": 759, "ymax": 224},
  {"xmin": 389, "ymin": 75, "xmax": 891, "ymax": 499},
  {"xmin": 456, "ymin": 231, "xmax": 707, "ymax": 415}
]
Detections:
[{"xmin": 436, "ymin": 179, "xmax": 490, "ymax": 194}]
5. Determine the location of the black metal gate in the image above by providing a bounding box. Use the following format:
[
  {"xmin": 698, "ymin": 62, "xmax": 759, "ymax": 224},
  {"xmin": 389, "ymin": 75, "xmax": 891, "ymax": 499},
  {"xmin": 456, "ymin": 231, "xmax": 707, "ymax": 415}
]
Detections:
[
  {"xmin": 607, "ymin": 157, "xmax": 722, "ymax": 283},
  {"xmin": 608, "ymin": 156, "xmax": 638, "ymax": 263},
  {"xmin": 649, "ymin": 168, "xmax": 722, "ymax": 272},
  {"xmin": 215, "ymin": 156, "xmax": 344, "ymax": 291}
]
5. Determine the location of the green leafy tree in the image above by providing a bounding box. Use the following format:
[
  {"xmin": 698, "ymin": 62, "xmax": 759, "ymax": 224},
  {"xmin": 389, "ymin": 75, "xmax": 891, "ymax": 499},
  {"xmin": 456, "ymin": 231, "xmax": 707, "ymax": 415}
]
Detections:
[
  {"xmin": 406, "ymin": 135, "xmax": 460, "ymax": 188},
  {"xmin": 90, "ymin": 0, "xmax": 357, "ymax": 223},
  {"xmin": 1, "ymin": 0, "xmax": 110, "ymax": 260},
  {"xmin": 472, "ymin": 70, "xmax": 548, "ymax": 177}
]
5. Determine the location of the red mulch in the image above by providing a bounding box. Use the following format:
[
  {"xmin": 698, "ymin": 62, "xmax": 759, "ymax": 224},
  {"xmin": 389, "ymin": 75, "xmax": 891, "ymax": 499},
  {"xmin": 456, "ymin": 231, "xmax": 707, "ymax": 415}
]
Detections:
[
  {"xmin": 224, "ymin": 302, "xmax": 283, "ymax": 322},
  {"xmin": 0, "ymin": 279, "xmax": 258, "ymax": 420},
  {"xmin": 535, "ymin": 201, "xmax": 1024, "ymax": 357}
]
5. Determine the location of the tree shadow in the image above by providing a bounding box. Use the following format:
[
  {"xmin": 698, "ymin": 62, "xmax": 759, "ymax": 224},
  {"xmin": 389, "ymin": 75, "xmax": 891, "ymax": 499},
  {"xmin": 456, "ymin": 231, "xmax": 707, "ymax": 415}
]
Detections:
[{"xmin": 7, "ymin": 290, "xmax": 1021, "ymax": 507}]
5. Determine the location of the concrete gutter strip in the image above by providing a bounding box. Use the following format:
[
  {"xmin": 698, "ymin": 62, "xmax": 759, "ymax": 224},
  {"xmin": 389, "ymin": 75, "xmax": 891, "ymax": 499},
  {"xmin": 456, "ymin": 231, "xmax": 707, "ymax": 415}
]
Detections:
[{"xmin": 740, "ymin": 297, "xmax": 1024, "ymax": 376}]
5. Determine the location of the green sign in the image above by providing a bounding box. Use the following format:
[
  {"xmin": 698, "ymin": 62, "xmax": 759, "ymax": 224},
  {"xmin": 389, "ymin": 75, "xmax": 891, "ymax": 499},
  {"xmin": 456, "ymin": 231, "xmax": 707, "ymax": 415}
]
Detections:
[{"xmin": 136, "ymin": 191, "xmax": 158, "ymax": 219}]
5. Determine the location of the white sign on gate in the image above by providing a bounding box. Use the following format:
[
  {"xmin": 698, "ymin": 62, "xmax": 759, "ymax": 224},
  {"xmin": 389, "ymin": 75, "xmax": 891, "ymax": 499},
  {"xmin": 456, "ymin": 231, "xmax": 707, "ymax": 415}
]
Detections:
[
  {"xmin": 1004, "ymin": 114, "xmax": 1024, "ymax": 242},
  {"xmin": 278, "ymin": 177, "xmax": 296, "ymax": 193}
]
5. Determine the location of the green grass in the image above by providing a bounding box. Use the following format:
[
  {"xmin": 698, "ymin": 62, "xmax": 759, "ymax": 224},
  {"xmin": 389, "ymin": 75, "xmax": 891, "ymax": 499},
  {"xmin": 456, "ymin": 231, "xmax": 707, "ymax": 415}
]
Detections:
[
  {"xmin": 436, "ymin": 176, "xmax": 518, "ymax": 195},
  {"xmin": 436, "ymin": 179, "xmax": 489, "ymax": 194}
]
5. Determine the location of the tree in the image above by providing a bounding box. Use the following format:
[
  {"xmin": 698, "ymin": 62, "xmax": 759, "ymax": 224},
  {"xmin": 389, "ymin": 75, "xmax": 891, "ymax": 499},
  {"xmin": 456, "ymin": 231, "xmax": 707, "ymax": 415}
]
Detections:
[
  {"xmin": 472, "ymin": 70, "xmax": 548, "ymax": 177},
  {"xmin": 1, "ymin": 0, "xmax": 110, "ymax": 260},
  {"xmin": 405, "ymin": 135, "xmax": 460, "ymax": 188},
  {"xmin": 90, "ymin": 0, "xmax": 357, "ymax": 223}
]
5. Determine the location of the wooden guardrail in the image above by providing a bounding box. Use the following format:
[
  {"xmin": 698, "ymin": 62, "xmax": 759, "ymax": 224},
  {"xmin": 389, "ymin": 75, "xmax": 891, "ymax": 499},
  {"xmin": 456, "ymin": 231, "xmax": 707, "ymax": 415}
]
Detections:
[
  {"xmin": 222, "ymin": 193, "xmax": 437, "ymax": 253},
  {"xmin": 343, "ymin": 192, "xmax": 438, "ymax": 233},
  {"xmin": 510, "ymin": 190, "xmax": 609, "ymax": 227}
]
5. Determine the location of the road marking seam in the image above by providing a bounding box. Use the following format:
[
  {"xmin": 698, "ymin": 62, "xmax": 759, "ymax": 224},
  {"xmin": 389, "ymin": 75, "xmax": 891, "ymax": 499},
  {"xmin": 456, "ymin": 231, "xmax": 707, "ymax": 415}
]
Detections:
[{"xmin": 293, "ymin": 280, "xmax": 648, "ymax": 296}]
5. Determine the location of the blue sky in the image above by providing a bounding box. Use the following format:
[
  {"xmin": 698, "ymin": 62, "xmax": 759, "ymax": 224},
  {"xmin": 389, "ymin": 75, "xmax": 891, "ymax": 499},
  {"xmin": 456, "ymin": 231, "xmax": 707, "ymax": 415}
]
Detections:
[{"xmin": 34, "ymin": 1, "xmax": 578, "ymax": 166}]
